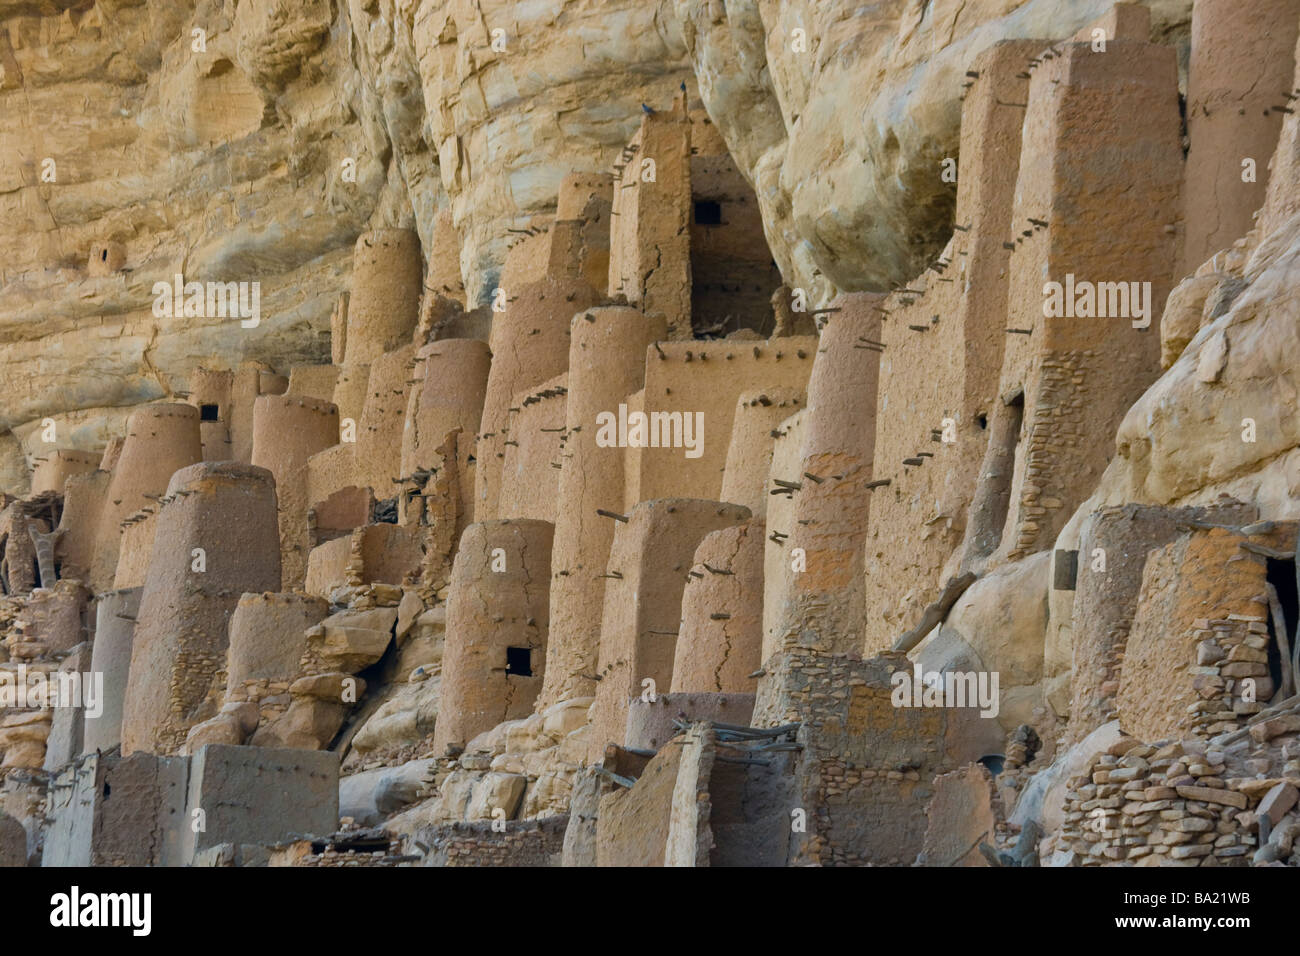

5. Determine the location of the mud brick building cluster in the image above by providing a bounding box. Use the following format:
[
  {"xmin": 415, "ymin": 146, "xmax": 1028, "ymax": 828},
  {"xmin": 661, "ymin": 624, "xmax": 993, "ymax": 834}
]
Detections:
[{"xmin": 1, "ymin": 1, "xmax": 1300, "ymax": 868}]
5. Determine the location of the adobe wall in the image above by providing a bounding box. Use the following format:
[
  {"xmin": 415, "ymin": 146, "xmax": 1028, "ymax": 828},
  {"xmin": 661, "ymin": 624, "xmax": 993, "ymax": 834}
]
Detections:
[
  {"xmin": 187, "ymin": 366, "xmax": 235, "ymax": 462},
  {"xmin": 1000, "ymin": 39, "xmax": 1182, "ymax": 561},
  {"xmin": 688, "ymin": 122, "xmax": 780, "ymax": 336},
  {"xmin": 43, "ymin": 751, "xmax": 189, "ymax": 867},
  {"xmin": 621, "ymin": 388, "xmax": 646, "ymax": 511},
  {"xmin": 423, "ymin": 299, "xmax": 488, "ymax": 351},
  {"xmin": 719, "ymin": 388, "xmax": 805, "ymax": 517},
  {"xmin": 416, "ymin": 292, "xmax": 486, "ymax": 348},
  {"xmin": 181, "ymin": 745, "xmax": 339, "ymax": 863},
  {"xmin": 550, "ymin": 171, "xmax": 613, "ymax": 293},
  {"xmin": 306, "ymin": 444, "xmax": 358, "ymax": 532},
  {"xmin": 704, "ymin": 740, "xmax": 796, "ymax": 867},
  {"xmin": 401, "ymin": 339, "xmax": 490, "ymax": 525},
  {"xmin": 659, "ymin": 722, "xmax": 723, "ymax": 866},
  {"xmin": 44, "ymin": 755, "xmax": 105, "ymax": 866},
  {"xmin": 633, "ymin": 337, "xmax": 817, "ymax": 504},
  {"xmin": 287, "ymin": 364, "xmax": 342, "ymax": 404},
  {"xmin": 55, "ymin": 470, "xmax": 108, "ymax": 583},
  {"xmin": 586, "ymin": 498, "xmax": 751, "ymax": 762},
  {"xmin": 1067, "ymin": 501, "xmax": 1255, "ymax": 743},
  {"xmin": 865, "ymin": 42, "xmax": 1040, "ymax": 645},
  {"xmin": 538, "ymin": 306, "xmax": 667, "ymax": 710},
  {"xmin": 46, "ymin": 746, "xmax": 337, "ymax": 867},
  {"xmin": 343, "ymin": 229, "xmax": 423, "ymax": 366},
  {"xmin": 762, "ymin": 296, "xmax": 881, "ymax": 661},
  {"xmin": 415, "ymin": 427, "xmax": 469, "ymax": 605},
  {"xmin": 670, "ymin": 519, "xmax": 764, "ymax": 694},
  {"xmin": 112, "ymin": 509, "xmax": 156, "ymax": 590},
  {"xmin": 918, "ymin": 764, "xmax": 1002, "ymax": 867},
  {"xmin": 500, "ymin": 224, "xmax": 554, "ymax": 292},
  {"xmin": 497, "ymin": 373, "xmax": 567, "ymax": 523},
  {"xmin": 44, "ymin": 643, "xmax": 92, "ymax": 770},
  {"xmin": 120, "ymin": 461, "xmax": 281, "ymax": 756},
  {"xmin": 251, "ymin": 395, "xmax": 340, "ymax": 591},
  {"xmin": 475, "ymin": 277, "xmax": 602, "ymax": 520},
  {"xmin": 594, "ymin": 732, "xmax": 691, "ymax": 867},
  {"xmin": 309, "ymin": 485, "xmax": 371, "ymax": 546},
  {"xmin": 760, "ymin": 407, "xmax": 808, "ymax": 664},
  {"xmin": 98, "ymin": 437, "xmax": 123, "ymax": 471},
  {"xmin": 331, "ymin": 363, "xmax": 371, "ymax": 430},
  {"xmin": 1118, "ymin": 525, "xmax": 1289, "ymax": 744},
  {"xmin": 225, "ymin": 592, "xmax": 329, "ymax": 718},
  {"xmin": 600, "ymin": 723, "xmax": 722, "ymax": 868},
  {"xmin": 29, "ymin": 449, "xmax": 97, "ymax": 496},
  {"xmin": 862, "ymin": 270, "xmax": 964, "ymax": 648},
  {"xmin": 91, "ymin": 403, "xmax": 202, "ymax": 593},
  {"xmin": 357, "ymin": 521, "xmax": 423, "ymax": 584},
  {"xmin": 608, "ymin": 111, "xmax": 693, "ymax": 338},
  {"xmin": 1182, "ymin": 0, "xmax": 1300, "ymax": 272},
  {"xmin": 304, "ymin": 523, "xmax": 423, "ymax": 597},
  {"xmin": 354, "ymin": 344, "xmax": 418, "ymax": 500},
  {"xmin": 427, "ymin": 208, "xmax": 467, "ymax": 305},
  {"xmin": 82, "ymin": 587, "xmax": 141, "ymax": 756},
  {"xmin": 229, "ymin": 362, "xmax": 287, "ymax": 464},
  {"xmin": 557, "ymin": 172, "xmax": 614, "ymax": 223},
  {"xmin": 303, "ymin": 534, "xmax": 354, "ymax": 597},
  {"xmin": 433, "ymin": 519, "xmax": 554, "ymax": 755}
]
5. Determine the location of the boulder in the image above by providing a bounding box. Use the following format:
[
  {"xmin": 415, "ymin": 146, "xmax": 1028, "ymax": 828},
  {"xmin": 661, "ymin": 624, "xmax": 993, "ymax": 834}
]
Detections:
[
  {"xmin": 339, "ymin": 759, "xmax": 436, "ymax": 826},
  {"xmin": 305, "ymin": 607, "xmax": 397, "ymax": 674}
]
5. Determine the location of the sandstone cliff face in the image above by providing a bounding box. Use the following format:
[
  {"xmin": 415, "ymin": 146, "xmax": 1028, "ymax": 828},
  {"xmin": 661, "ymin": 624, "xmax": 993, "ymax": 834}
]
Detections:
[
  {"xmin": 675, "ymin": 0, "xmax": 1193, "ymax": 299},
  {"xmin": 0, "ymin": 0, "xmax": 387, "ymax": 490},
  {"xmin": 1, "ymin": 0, "xmax": 1199, "ymax": 494},
  {"xmin": 0, "ymin": 0, "xmax": 691, "ymax": 490}
]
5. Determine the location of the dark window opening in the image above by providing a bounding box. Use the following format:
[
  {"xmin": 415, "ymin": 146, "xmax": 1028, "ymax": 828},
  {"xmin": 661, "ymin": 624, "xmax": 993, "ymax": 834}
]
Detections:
[
  {"xmin": 505, "ymin": 646, "xmax": 532, "ymax": 677},
  {"xmin": 1264, "ymin": 558, "xmax": 1297, "ymax": 701},
  {"xmin": 103, "ymin": 782, "xmax": 111, "ymax": 798},
  {"xmin": 976, "ymin": 413, "xmax": 988, "ymax": 430},
  {"xmin": 1053, "ymin": 549, "xmax": 1079, "ymax": 591},
  {"xmin": 372, "ymin": 497, "xmax": 399, "ymax": 524},
  {"xmin": 199, "ymin": 403, "xmax": 220, "ymax": 422},
  {"xmin": 100, "ymin": 249, "xmax": 108, "ymax": 262},
  {"xmin": 978, "ymin": 754, "xmax": 1005, "ymax": 777},
  {"xmin": 971, "ymin": 391, "xmax": 1024, "ymax": 558},
  {"xmin": 694, "ymin": 200, "xmax": 722, "ymax": 226},
  {"xmin": 1178, "ymin": 93, "xmax": 1189, "ymax": 158}
]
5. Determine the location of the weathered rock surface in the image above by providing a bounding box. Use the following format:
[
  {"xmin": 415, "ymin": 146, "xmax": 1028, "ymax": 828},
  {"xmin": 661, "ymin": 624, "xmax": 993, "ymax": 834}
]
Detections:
[{"xmin": 0, "ymin": 1, "xmax": 1197, "ymax": 494}]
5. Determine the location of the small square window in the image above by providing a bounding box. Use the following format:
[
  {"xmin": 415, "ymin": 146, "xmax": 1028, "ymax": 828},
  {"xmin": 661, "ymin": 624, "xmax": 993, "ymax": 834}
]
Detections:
[
  {"xmin": 1053, "ymin": 549, "xmax": 1079, "ymax": 591},
  {"xmin": 694, "ymin": 200, "xmax": 722, "ymax": 225},
  {"xmin": 505, "ymin": 646, "xmax": 532, "ymax": 677},
  {"xmin": 199, "ymin": 404, "xmax": 220, "ymax": 422}
]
